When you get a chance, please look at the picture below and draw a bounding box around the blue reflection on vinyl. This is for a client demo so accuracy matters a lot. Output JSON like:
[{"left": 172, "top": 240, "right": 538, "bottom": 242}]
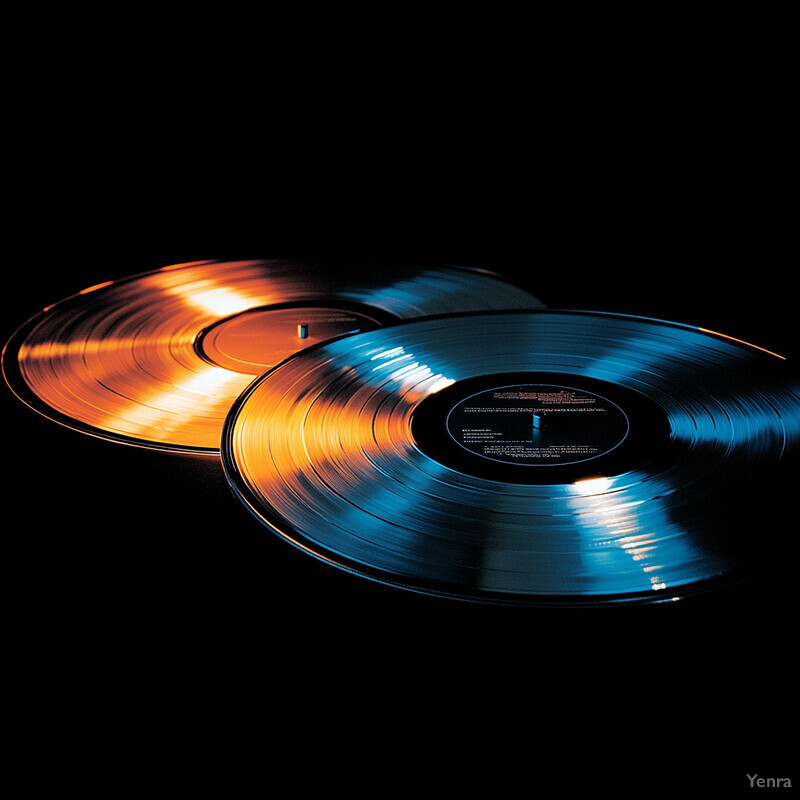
[{"left": 222, "top": 310, "right": 800, "bottom": 606}]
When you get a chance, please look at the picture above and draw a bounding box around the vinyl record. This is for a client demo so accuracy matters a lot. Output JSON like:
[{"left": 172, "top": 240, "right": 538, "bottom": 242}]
[
  {"left": 222, "top": 309, "right": 800, "bottom": 606},
  {"left": 1, "top": 259, "right": 543, "bottom": 452}
]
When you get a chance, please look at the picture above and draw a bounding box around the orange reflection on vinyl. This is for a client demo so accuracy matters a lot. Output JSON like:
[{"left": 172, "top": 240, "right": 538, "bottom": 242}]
[{"left": 3, "top": 259, "right": 543, "bottom": 452}]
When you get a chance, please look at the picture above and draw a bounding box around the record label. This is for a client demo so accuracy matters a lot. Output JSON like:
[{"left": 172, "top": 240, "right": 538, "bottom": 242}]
[
  {"left": 196, "top": 304, "right": 384, "bottom": 374},
  {"left": 412, "top": 370, "right": 669, "bottom": 484},
  {"left": 445, "top": 383, "right": 630, "bottom": 466},
  {"left": 222, "top": 310, "right": 800, "bottom": 605}
]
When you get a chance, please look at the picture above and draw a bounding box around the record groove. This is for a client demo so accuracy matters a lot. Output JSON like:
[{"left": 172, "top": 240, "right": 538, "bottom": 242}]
[
  {"left": 222, "top": 309, "right": 800, "bottom": 606},
  {"left": 2, "top": 260, "right": 542, "bottom": 452}
]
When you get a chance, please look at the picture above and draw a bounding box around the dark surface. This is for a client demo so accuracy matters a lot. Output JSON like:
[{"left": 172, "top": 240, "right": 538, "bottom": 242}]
[{"left": 3, "top": 211, "right": 795, "bottom": 791}]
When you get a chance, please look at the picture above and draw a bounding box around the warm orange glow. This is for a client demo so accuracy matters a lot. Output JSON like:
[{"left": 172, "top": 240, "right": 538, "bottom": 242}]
[
  {"left": 159, "top": 260, "right": 217, "bottom": 271},
  {"left": 8, "top": 260, "right": 542, "bottom": 451},
  {"left": 166, "top": 282, "right": 259, "bottom": 317},
  {"left": 699, "top": 328, "right": 786, "bottom": 360},
  {"left": 79, "top": 280, "right": 115, "bottom": 295},
  {"left": 19, "top": 339, "right": 123, "bottom": 361},
  {"left": 12, "top": 262, "right": 288, "bottom": 449},
  {"left": 101, "top": 365, "right": 251, "bottom": 443}
]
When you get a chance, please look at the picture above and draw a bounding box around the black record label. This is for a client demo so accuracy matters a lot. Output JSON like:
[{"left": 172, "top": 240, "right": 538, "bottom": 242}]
[
  {"left": 446, "top": 384, "right": 630, "bottom": 466},
  {"left": 412, "top": 371, "right": 671, "bottom": 484}
]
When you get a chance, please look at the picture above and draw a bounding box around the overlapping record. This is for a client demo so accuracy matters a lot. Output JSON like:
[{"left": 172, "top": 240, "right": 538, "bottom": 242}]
[
  {"left": 222, "top": 309, "right": 800, "bottom": 606},
  {"left": 1, "top": 259, "right": 543, "bottom": 452}
]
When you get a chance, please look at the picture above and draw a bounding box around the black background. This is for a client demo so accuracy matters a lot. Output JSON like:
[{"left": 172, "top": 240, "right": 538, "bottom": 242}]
[{"left": 3, "top": 127, "right": 796, "bottom": 791}]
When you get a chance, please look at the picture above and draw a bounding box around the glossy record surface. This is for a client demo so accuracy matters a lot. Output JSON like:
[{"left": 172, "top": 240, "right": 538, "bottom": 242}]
[
  {"left": 2, "top": 259, "right": 542, "bottom": 452},
  {"left": 223, "top": 310, "right": 800, "bottom": 605}
]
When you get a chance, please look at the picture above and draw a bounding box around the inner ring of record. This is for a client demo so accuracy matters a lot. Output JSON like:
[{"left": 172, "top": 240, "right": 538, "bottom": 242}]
[
  {"left": 444, "top": 382, "right": 632, "bottom": 467},
  {"left": 2, "top": 259, "right": 544, "bottom": 452},
  {"left": 222, "top": 308, "right": 800, "bottom": 606}
]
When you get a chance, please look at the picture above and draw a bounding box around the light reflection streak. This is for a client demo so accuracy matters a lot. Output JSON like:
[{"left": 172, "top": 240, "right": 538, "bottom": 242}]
[
  {"left": 6, "top": 261, "right": 542, "bottom": 451},
  {"left": 107, "top": 365, "right": 251, "bottom": 439},
  {"left": 162, "top": 280, "right": 265, "bottom": 317},
  {"left": 699, "top": 328, "right": 786, "bottom": 360},
  {"left": 224, "top": 310, "right": 800, "bottom": 604},
  {"left": 566, "top": 476, "right": 684, "bottom": 595}
]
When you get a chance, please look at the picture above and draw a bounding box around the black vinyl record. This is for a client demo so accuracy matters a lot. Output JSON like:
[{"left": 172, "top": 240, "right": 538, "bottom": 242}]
[
  {"left": 2, "top": 259, "right": 543, "bottom": 452},
  {"left": 222, "top": 309, "right": 800, "bottom": 606}
]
